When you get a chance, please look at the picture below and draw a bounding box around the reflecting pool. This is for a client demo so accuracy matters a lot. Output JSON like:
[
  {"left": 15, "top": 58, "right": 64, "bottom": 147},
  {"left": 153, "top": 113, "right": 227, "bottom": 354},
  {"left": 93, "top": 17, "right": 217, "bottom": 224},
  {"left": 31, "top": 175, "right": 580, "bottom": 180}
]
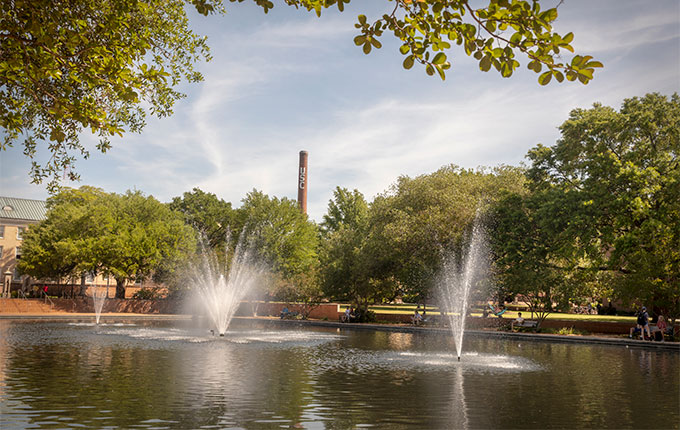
[{"left": 0, "top": 319, "right": 677, "bottom": 429}]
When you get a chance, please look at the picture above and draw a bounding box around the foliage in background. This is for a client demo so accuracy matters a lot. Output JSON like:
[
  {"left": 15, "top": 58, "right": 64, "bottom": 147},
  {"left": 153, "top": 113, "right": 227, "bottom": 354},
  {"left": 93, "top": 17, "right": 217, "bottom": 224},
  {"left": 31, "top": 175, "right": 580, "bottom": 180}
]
[
  {"left": 18, "top": 186, "right": 110, "bottom": 292},
  {"left": 169, "top": 188, "right": 240, "bottom": 249},
  {"left": 525, "top": 93, "right": 680, "bottom": 322},
  {"left": 19, "top": 186, "right": 196, "bottom": 298},
  {"left": 319, "top": 187, "right": 382, "bottom": 311},
  {"left": 238, "top": 189, "right": 320, "bottom": 299},
  {"left": 367, "top": 165, "right": 526, "bottom": 304}
]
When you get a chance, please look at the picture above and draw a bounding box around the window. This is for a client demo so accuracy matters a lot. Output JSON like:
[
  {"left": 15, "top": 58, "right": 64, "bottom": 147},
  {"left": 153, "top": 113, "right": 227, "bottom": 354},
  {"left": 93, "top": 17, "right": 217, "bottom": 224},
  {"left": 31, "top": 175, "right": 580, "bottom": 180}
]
[
  {"left": 17, "top": 227, "right": 25, "bottom": 240},
  {"left": 13, "top": 266, "right": 21, "bottom": 280},
  {"left": 0, "top": 225, "right": 4, "bottom": 238},
  {"left": 0, "top": 245, "right": 3, "bottom": 257},
  {"left": 15, "top": 247, "right": 22, "bottom": 259}
]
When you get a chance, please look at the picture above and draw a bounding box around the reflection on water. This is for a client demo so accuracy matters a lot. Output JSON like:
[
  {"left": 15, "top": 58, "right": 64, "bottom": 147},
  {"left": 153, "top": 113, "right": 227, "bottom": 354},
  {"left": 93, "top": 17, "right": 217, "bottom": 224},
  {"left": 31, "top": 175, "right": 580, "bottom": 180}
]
[{"left": 0, "top": 319, "right": 677, "bottom": 429}]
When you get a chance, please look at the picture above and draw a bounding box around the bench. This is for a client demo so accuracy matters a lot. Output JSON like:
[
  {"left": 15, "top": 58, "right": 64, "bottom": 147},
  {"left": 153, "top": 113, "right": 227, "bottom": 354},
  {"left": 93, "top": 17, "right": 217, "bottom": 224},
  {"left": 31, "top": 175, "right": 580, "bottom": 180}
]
[
  {"left": 650, "top": 325, "right": 676, "bottom": 341},
  {"left": 512, "top": 320, "right": 538, "bottom": 331}
]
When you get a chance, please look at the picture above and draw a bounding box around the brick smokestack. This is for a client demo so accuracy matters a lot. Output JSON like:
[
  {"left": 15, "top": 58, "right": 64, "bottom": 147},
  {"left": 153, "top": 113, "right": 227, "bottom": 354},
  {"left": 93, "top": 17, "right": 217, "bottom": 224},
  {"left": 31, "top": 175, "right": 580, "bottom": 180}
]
[{"left": 297, "top": 150, "right": 308, "bottom": 214}]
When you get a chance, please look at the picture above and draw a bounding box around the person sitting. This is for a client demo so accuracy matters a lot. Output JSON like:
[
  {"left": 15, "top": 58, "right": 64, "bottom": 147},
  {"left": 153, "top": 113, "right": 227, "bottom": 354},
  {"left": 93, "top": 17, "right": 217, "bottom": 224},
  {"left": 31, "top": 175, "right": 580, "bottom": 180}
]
[
  {"left": 511, "top": 312, "right": 525, "bottom": 331},
  {"left": 280, "top": 306, "right": 290, "bottom": 319},
  {"left": 341, "top": 307, "right": 351, "bottom": 323},
  {"left": 412, "top": 310, "right": 424, "bottom": 326},
  {"left": 629, "top": 325, "right": 642, "bottom": 339},
  {"left": 654, "top": 315, "right": 668, "bottom": 342}
]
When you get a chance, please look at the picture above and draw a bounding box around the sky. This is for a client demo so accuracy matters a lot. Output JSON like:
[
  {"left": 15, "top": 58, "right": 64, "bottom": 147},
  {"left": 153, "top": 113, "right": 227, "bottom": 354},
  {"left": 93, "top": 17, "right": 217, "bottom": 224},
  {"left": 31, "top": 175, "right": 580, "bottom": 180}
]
[{"left": 1, "top": 0, "right": 679, "bottom": 222}]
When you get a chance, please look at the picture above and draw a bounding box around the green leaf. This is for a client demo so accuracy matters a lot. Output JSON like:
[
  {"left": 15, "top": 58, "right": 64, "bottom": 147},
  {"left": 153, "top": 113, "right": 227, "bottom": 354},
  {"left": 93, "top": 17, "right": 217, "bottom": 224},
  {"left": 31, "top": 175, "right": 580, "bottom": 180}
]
[
  {"left": 363, "top": 42, "right": 372, "bottom": 55},
  {"left": 354, "top": 35, "right": 366, "bottom": 46},
  {"left": 436, "top": 64, "right": 446, "bottom": 80},
  {"left": 480, "top": 55, "right": 492, "bottom": 72},
  {"left": 433, "top": 52, "right": 446, "bottom": 65},
  {"left": 553, "top": 70, "right": 564, "bottom": 82},
  {"left": 538, "top": 70, "right": 552, "bottom": 85},
  {"left": 403, "top": 55, "right": 415, "bottom": 70}
]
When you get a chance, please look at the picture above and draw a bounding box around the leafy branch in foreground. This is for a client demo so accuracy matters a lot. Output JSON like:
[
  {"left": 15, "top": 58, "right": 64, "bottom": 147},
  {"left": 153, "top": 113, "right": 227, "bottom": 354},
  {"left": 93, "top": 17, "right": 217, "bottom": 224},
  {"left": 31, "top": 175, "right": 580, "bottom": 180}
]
[
  {"left": 1, "top": 0, "right": 600, "bottom": 191},
  {"left": 1, "top": 0, "right": 217, "bottom": 191},
  {"left": 291, "top": 0, "right": 602, "bottom": 82}
]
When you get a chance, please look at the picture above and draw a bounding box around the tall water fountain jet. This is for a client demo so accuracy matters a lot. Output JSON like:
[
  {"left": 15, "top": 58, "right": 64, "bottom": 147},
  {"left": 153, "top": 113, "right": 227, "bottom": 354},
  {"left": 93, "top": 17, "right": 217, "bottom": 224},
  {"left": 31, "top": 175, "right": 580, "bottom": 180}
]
[
  {"left": 190, "top": 235, "right": 266, "bottom": 336},
  {"left": 92, "top": 285, "right": 107, "bottom": 325},
  {"left": 439, "top": 212, "right": 488, "bottom": 360}
]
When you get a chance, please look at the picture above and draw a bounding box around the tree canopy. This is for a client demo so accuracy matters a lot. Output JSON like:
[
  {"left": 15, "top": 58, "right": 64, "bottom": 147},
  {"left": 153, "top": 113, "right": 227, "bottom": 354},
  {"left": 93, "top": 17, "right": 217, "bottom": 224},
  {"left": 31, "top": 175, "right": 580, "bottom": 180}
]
[
  {"left": 1, "top": 0, "right": 600, "bottom": 191},
  {"left": 18, "top": 186, "right": 196, "bottom": 298},
  {"left": 523, "top": 93, "right": 680, "bottom": 319},
  {"left": 367, "top": 165, "right": 526, "bottom": 303},
  {"left": 319, "top": 187, "right": 378, "bottom": 308},
  {"left": 169, "top": 187, "right": 239, "bottom": 249},
  {"left": 239, "top": 190, "right": 319, "bottom": 289}
]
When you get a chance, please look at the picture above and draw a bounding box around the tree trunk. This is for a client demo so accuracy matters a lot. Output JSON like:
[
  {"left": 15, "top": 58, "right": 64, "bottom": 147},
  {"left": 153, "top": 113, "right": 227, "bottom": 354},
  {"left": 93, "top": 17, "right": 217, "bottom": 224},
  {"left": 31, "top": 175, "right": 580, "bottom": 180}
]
[
  {"left": 79, "top": 274, "right": 87, "bottom": 297},
  {"left": 115, "top": 278, "right": 126, "bottom": 299}
]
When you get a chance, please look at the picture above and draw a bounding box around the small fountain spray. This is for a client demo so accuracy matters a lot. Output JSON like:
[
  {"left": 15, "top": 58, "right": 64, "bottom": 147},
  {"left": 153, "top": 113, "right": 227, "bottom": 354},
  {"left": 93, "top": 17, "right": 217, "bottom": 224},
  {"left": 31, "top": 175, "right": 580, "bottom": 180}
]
[
  {"left": 92, "top": 284, "right": 107, "bottom": 325},
  {"left": 440, "top": 211, "right": 488, "bottom": 361},
  {"left": 190, "top": 234, "right": 265, "bottom": 336}
]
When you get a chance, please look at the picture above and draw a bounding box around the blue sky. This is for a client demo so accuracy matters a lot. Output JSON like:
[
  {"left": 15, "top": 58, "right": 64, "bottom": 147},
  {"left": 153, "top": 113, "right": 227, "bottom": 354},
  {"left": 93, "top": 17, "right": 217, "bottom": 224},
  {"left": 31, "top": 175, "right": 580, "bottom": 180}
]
[{"left": 1, "top": 0, "right": 679, "bottom": 222}]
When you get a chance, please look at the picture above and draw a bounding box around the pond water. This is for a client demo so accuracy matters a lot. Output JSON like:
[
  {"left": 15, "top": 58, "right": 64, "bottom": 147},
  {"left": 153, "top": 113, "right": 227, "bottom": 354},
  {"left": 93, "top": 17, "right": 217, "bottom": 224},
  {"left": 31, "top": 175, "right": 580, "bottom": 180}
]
[{"left": 0, "top": 319, "right": 677, "bottom": 429}]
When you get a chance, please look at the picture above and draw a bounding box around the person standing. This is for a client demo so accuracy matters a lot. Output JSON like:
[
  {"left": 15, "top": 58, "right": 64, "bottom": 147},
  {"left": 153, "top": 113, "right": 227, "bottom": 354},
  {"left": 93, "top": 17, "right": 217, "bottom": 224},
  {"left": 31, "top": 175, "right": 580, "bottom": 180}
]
[{"left": 638, "top": 306, "right": 651, "bottom": 340}]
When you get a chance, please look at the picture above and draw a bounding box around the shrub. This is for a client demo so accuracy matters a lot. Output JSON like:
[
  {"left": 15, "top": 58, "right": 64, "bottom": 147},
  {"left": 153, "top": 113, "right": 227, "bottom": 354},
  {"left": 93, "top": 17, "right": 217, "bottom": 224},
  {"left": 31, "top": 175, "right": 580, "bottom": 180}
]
[
  {"left": 132, "top": 288, "right": 162, "bottom": 300},
  {"left": 353, "top": 308, "right": 376, "bottom": 323}
]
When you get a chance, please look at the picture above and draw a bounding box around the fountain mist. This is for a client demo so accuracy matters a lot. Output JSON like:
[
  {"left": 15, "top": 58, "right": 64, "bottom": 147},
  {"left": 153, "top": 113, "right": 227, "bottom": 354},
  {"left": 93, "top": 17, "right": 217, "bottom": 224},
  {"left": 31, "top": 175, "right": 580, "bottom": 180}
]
[
  {"left": 190, "top": 235, "right": 266, "bottom": 336},
  {"left": 439, "top": 213, "right": 488, "bottom": 360},
  {"left": 92, "top": 285, "right": 107, "bottom": 325}
]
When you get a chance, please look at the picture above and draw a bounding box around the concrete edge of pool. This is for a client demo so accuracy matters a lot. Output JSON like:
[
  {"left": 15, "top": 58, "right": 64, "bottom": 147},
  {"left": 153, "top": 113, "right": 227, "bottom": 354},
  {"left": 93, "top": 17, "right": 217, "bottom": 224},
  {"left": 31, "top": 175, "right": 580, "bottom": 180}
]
[
  {"left": 0, "top": 313, "right": 677, "bottom": 352},
  {"left": 253, "top": 317, "right": 680, "bottom": 352}
]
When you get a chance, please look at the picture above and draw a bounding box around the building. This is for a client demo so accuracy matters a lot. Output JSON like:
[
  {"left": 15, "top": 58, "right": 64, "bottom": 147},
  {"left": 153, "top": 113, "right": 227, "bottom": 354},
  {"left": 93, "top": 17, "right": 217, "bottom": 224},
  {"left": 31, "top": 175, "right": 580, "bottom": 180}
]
[{"left": 0, "top": 197, "right": 47, "bottom": 296}]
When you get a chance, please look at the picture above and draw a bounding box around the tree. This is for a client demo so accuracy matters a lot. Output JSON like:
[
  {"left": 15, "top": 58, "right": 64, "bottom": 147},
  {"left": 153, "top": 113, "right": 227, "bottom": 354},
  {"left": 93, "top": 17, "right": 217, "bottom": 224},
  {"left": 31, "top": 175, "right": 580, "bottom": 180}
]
[
  {"left": 490, "top": 191, "right": 593, "bottom": 326},
  {"left": 18, "top": 186, "right": 111, "bottom": 294},
  {"left": 238, "top": 190, "right": 319, "bottom": 298},
  {"left": 169, "top": 188, "right": 239, "bottom": 249},
  {"left": 367, "top": 165, "right": 526, "bottom": 304},
  {"left": 102, "top": 190, "right": 197, "bottom": 298},
  {"left": 18, "top": 186, "right": 196, "bottom": 298},
  {"left": 319, "top": 187, "right": 386, "bottom": 312},
  {"left": 320, "top": 186, "right": 369, "bottom": 236},
  {"left": 1, "top": 0, "right": 215, "bottom": 191},
  {"left": 524, "top": 93, "right": 680, "bottom": 322},
  {"left": 1, "top": 0, "right": 599, "bottom": 190}
]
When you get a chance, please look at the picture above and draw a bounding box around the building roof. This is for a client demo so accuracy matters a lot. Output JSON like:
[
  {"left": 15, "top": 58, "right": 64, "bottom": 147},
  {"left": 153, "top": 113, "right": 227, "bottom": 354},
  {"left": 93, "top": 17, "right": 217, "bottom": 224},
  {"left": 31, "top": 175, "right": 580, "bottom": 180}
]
[{"left": 0, "top": 196, "right": 47, "bottom": 222}]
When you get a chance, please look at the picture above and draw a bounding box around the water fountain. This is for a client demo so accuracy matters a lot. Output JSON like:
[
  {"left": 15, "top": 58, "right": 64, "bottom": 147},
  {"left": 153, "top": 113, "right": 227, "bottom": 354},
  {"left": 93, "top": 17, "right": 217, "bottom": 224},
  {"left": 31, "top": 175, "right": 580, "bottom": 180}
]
[
  {"left": 189, "top": 235, "right": 266, "bottom": 336},
  {"left": 439, "top": 213, "right": 488, "bottom": 360},
  {"left": 92, "top": 285, "right": 107, "bottom": 324}
]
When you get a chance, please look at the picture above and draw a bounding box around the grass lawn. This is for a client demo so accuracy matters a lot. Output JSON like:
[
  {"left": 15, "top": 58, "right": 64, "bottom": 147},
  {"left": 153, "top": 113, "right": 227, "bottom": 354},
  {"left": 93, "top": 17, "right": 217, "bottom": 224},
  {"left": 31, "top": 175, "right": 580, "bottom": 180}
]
[{"left": 339, "top": 304, "right": 636, "bottom": 324}]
